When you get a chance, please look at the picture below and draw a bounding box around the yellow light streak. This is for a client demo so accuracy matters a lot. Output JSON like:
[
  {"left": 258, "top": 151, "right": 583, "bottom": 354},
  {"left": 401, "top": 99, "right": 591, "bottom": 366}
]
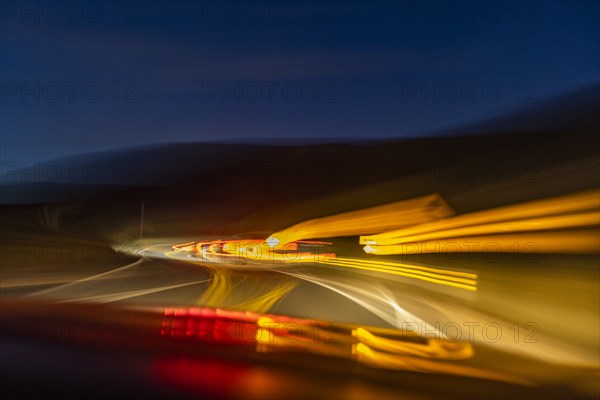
[
  {"left": 352, "top": 328, "right": 473, "bottom": 360},
  {"left": 320, "top": 258, "right": 476, "bottom": 286},
  {"left": 164, "top": 251, "right": 236, "bottom": 307},
  {"left": 255, "top": 319, "right": 527, "bottom": 384},
  {"left": 363, "top": 212, "right": 599, "bottom": 246},
  {"left": 166, "top": 244, "right": 306, "bottom": 314},
  {"left": 232, "top": 280, "right": 299, "bottom": 314},
  {"left": 333, "top": 257, "right": 477, "bottom": 279},
  {"left": 364, "top": 230, "right": 600, "bottom": 255},
  {"left": 352, "top": 343, "right": 532, "bottom": 385},
  {"left": 361, "top": 189, "right": 599, "bottom": 244},
  {"left": 195, "top": 240, "right": 334, "bottom": 263},
  {"left": 196, "top": 268, "right": 233, "bottom": 307},
  {"left": 267, "top": 193, "right": 454, "bottom": 245},
  {"left": 171, "top": 241, "right": 196, "bottom": 252},
  {"left": 318, "top": 258, "right": 477, "bottom": 291}
]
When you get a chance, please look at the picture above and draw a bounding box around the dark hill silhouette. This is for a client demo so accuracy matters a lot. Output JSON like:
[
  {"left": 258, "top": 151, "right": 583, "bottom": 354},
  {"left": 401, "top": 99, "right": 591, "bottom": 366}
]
[{"left": 1, "top": 85, "right": 598, "bottom": 239}]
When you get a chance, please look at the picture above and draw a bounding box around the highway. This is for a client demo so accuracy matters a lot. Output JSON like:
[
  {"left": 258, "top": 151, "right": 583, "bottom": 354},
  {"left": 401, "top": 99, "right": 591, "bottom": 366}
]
[{"left": 2, "top": 229, "right": 598, "bottom": 398}]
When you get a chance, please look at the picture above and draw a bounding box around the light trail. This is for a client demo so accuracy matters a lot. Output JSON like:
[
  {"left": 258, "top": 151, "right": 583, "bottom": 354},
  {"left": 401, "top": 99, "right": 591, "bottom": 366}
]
[
  {"left": 352, "top": 327, "right": 473, "bottom": 360},
  {"left": 362, "top": 212, "right": 599, "bottom": 245},
  {"left": 266, "top": 193, "right": 454, "bottom": 246},
  {"left": 173, "top": 239, "right": 335, "bottom": 263},
  {"left": 162, "top": 250, "right": 237, "bottom": 308},
  {"left": 361, "top": 189, "right": 600, "bottom": 251},
  {"left": 59, "top": 279, "right": 211, "bottom": 303},
  {"left": 352, "top": 343, "right": 532, "bottom": 386},
  {"left": 26, "top": 258, "right": 144, "bottom": 297},
  {"left": 361, "top": 189, "right": 599, "bottom": 243},
  {"left": 160, "top": 236, "right": 596, "bottom": 371},
  {"left": 255, "top": 327, "right": 529, "bottom": 385},
  {"left": 256, "top": 323, "right": 527, "bottom": 384},
  {"left": 364, "top": 229, "right": 600, "bottom": 255},
  {"left": 333, "top": 257, "right": 476, "bottom": 279},
  {"left": 165, "top": 250, "right": 299, "bottom": 314},
  {"left": 267, "top": 267, "right": 440, "bottom": 333},
  {"left": 196, "top": 268, "right": 233, "bottom": 308},
  {"left": 318, "top": 257, "right": 477, "bottom": 292},
  {"left": 192, "top": 267, "right": 298, "bottom": 313},
  {"left": 164, "top": 307, "right": 527, "bottom": 385},
  {"left": 232, "top": 280, "right": 299, "bottom": 314}
]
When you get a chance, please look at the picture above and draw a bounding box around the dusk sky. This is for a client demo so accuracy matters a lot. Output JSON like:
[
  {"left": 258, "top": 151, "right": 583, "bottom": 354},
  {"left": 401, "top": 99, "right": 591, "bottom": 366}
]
[{"left": 1, "top": 0, "right": 599, "bottom": 163}]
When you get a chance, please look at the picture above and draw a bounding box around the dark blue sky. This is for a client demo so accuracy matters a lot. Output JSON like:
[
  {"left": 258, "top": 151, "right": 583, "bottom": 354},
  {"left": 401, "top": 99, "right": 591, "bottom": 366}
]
[{"left": 1, "top": 0, "right": 599, "bottom": 163}]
